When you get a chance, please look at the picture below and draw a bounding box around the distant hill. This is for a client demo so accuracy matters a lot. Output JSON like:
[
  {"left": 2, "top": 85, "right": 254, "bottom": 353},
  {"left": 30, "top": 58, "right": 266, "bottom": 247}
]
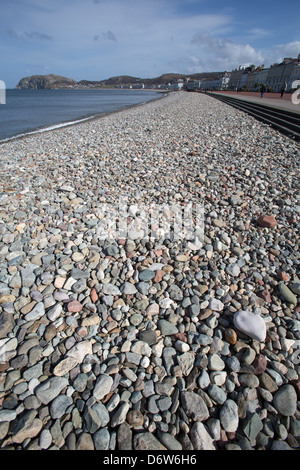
[
  {"left": 16, "top": 74, "right": 77, "bottom": 89},
  {"left": 16, "top": 72, "right": 225, "bottom": 89},
  {"left": 146, "top": 72, "right": 224, "bottom": 86},
  {"left": 82, "top": 72, "right": 224, "bottom": 87}
]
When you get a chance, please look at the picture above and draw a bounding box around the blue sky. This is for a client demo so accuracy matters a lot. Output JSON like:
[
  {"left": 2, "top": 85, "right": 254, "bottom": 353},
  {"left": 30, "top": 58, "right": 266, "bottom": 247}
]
[{"left": 1, "top": 0, "right": 299, "bottom": 87}]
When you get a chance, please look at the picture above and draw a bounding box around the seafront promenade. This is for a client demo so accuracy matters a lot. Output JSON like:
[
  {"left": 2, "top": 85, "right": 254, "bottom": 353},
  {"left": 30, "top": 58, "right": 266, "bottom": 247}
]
[
  {"left": 211, "top": 90, "right": 300, "bottom": 114},
  {"left": 0, "top": 91, "right": 299, "bottom": 450}
]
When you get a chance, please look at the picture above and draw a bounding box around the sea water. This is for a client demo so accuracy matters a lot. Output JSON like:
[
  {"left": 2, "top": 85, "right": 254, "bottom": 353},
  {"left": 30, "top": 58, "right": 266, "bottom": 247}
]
[{"left": 0, "top": 88, "right": 162, "bottom": 142}]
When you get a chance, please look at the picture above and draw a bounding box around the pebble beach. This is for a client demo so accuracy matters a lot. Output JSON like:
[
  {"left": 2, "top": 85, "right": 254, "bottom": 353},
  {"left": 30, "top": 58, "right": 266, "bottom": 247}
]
[{"left": 0, "top": 90, "right": 299, "bottom": 450}]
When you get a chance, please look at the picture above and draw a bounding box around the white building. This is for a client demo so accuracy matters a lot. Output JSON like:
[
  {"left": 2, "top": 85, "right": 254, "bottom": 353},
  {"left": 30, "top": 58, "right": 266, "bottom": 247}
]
[
  {"left": 257, "top": 68, "right": 270, "bottom": 87},
  {"left": 171, "top": 79, "right": 184, "bottom": 90},
  {"left": 266, "top": 56, "right": 300, "bottom": 92},
  {"left": 185, "top": 80, "right": 201, "bottom": 91},
  {"left": 132, "top": 83, "right": 145, "bottom": 89},
  {"left": 228, "top": 66, "right": 254, "bottom": 90},
  {"left": 246, "top": 67, "right": 269, "bottom": 91},
  {"left": 200, "top": 73, "right": 231, "bottom": 90}
]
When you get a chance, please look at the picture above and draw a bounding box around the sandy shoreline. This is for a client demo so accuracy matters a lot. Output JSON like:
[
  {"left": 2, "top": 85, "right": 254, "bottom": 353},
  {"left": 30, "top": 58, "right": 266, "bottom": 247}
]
[{"left": 0, "top": 91, "right": 299, "bottom": 450}]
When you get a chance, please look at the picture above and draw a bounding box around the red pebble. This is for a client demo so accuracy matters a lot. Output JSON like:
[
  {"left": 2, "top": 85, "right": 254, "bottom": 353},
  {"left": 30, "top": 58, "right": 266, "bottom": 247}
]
[
  {"left": 277, "top": 270, "right": 290, "bottom": 282},
  {"left": 67, "top": 300, "right": 83, "bottom": 313},
  {"left": 252, "top": 354, "right": 267, "bottom": 374},
  {"left": 175, "top": 332, "right": 188, "bottom": 343},
  {"left": 90, "top": 288, "right": 98, "bottom": 303},
  {"left": 257, "top": 215, "right": 277, "bottom": 228},
  {"left": 257, "top": 289, "right": 272, "bottom": 303},
  {"left": 154, "top": 270, "right": 165, "bottom": 283}
]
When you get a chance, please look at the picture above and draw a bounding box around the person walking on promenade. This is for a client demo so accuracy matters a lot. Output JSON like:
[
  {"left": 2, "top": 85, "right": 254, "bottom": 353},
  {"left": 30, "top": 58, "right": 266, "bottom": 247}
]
[
  {"left": 280, "top": 81, "right": 287, "bottom": 98},
  {"left": 260, "top": 84, "right": 266, "bottom": 98}
]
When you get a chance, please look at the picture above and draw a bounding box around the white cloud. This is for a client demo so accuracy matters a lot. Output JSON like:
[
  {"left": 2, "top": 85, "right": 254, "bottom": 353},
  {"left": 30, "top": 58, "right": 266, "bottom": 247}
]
[
  {"left": 250, "top": 41, "right": 300, "bottom": 69},
  {"left": 185, "top": 33, "right": 264, "bottom": 72},
  {"left": 247, "top": 28, "right": 272, "bottom": 39},
  {"left": 275, "top": 41, "right": 300, "bottom": 59}
]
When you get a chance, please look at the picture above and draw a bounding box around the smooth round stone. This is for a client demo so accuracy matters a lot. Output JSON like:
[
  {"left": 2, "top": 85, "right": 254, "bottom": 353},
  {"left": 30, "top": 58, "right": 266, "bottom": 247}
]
[
  {"left": 175, "top": 340, "right": 190, "bottom": 353},
  {"left": 273, "top": 385, "right": 297, "bottom": 416},
  {"left": 2, "top": 394, "right": 18, "bottom": 410},
  {"left": 233, "top": 310, "right": 266, "bottom": 342},
  {"left": 130, "top": 313, "right": 143, "bottom": 326},
  {"left": 211, "top": 371, "right": 227, "bottom": 386},
  {"left": 226, "top": 264, "right": 240, "bottom": 277},
  {"left": 0, "top": 409, "right": 17, "bottom": 422},
  {"left": 225, "top": 356, "right": 241, "bottom": 372},
  {"left": 126, "top": 409, "right": 144, "bottom": 428},
  {"left": 243, "top": 347, "right": 256, "bottom": 365},
  {"left": 105, "top": 245, "right": 119, "bottom": 256},
  {"left": 209, "top": 298, "right": 224, "bottom": 312},
  {"left": 224, "top": 328, "right": 237, "bottom": 345},
  {"left": 271, "top": 441, "right": 293, "bottom": 450},
  {"left": 175, "top": 254, "right": 189, "bottom": 262},
  {"left": 72, "top": 252, "right": 85, "bottom": 262},
  {"left": 157, "top": 432, "right": 182, "bottom": 450},
  {"left": 243, "top": 413, "right": 263, "bottom": 441},
  {"left": 50, "top": 395, "right": 73, "bottom": 419},
  {"left": 125, "top": 240, "right": 136, "bottom": 252},
  {"left": 278, "top": 282, "right": 297, "bottom": 305},
  {"left": 146, "top": 303, "right": 159, "bottom": 316},
  {"left": 290, "top": 281, "right": 300, "bottom": 296},
  {"left": 139, "top": 269, "right": 155, "bottom": 281},
  {"left": 93, "top": 428, "right": 110, "bottom": 450},
  {"left": 208, "top": 384, "right": 227, "bottom": 404},
  {"left": 133, "top": 432, "right": 167, "bottom": 451},
  {"left": 39, "top": 429, "right": 52, "bottom": 449},
  {"left": 0, "top": 312, "right": 15, "bottom": 339},
  {"left": 220, "top": 399, "right": 239, "bottom": 432},
  {"left": 120, "top": 282, "right": 138, "bottom": 295},
  {"left": 30, "top": 290, "right": 43, "bottom": 302},
  {"left": 131, "top": 341, "right": 152, "bottom": 357},
  {"left": 73, "top": 373, "right": 88, "bottom": 392},
  {"left": 139, "top": 330, "right": 157, "bottom": 346},
  {"left": 0, "top": 294, "right": 16, "bottom": 304},
  {"left": 134, "top": 299, "right": 149, "bottom": 311},
  {"left": 35, "top": 377, "right": 69, "bottom": 405},
  {"left": 208, "top": 354, "right": 225, "bottom": 371},
  {"left": 190, "top": 422, "right": 215, "bottom": 450},
  {"left": 198, "top": 370, "right": 210, "bottom": 389},
  {"left": 102, "top": 283, "right": 121, "bottom": 296},
  {"left": 53, "top": 357, "right": 78, "bottom": 377},
  {"left": 180, "top": 391, "right": 209, "bottom": 422},
  {"left": 239, "top": 373, "right": 259, "bottom": 388},
  {"left": 93, "top": 374, "right": 114, "bottom": 401},
  {"left": 76, "top": 433, "right": 95, "bottom": 450},
  {"left": 157, "top": 319, "right": 178, "bottom": 336},
  {"left": 25, "top": 302, "right": 45, "bottom": 321}
]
